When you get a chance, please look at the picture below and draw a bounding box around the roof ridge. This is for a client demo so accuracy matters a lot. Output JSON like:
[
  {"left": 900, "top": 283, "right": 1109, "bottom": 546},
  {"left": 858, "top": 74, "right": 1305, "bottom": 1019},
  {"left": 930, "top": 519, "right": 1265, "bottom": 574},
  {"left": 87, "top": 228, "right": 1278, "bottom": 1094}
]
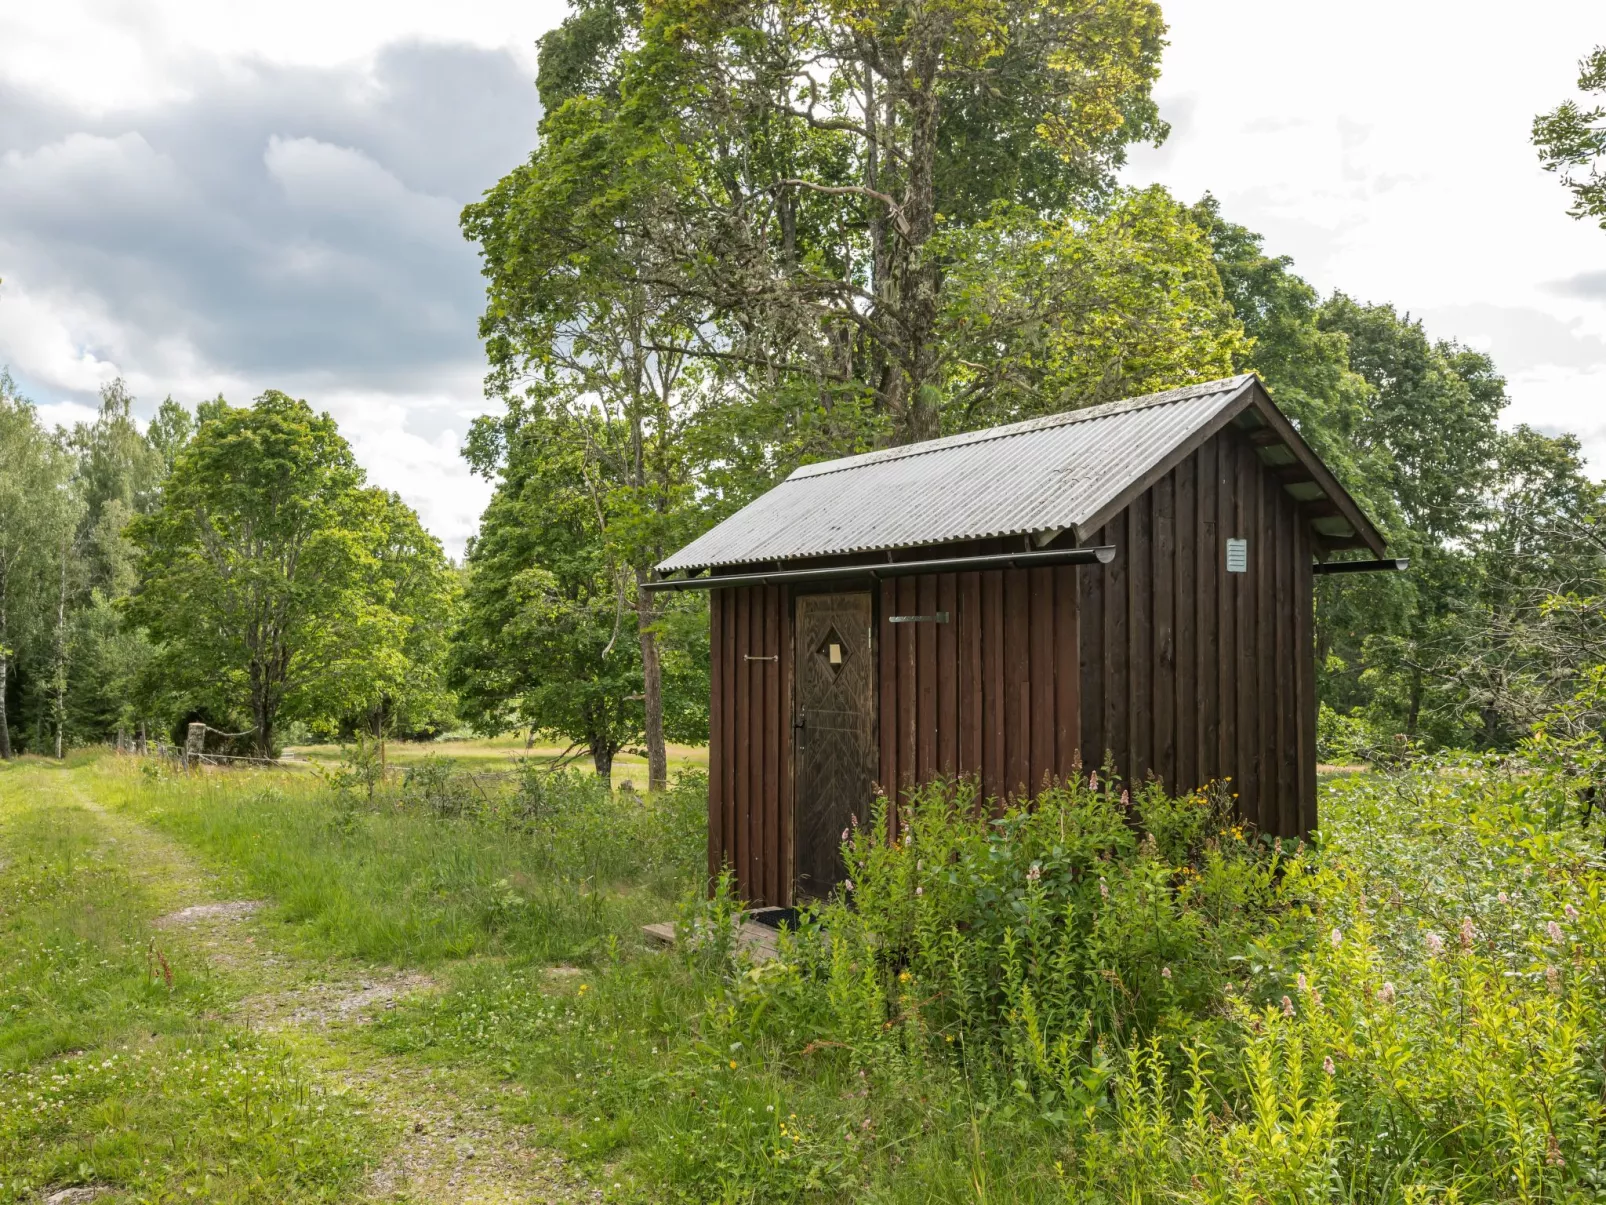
[{"left": 790, "top": 374, "right": 1255, "bottom": 481}]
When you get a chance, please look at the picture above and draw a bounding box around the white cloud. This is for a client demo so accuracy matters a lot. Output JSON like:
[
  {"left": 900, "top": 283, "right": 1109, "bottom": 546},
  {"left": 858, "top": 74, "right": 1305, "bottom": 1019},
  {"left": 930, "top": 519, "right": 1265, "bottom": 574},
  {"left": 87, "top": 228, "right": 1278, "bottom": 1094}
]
[{"left": 1125, "top": 0, "right": 1606, "bottom": 465}]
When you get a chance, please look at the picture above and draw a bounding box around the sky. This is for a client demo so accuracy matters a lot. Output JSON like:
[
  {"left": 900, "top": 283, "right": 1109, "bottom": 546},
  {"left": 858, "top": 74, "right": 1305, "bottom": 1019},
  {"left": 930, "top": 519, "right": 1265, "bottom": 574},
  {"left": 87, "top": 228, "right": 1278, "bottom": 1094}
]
[{"left": 2, "top": 0, "right": 1603, "bottom": 556}]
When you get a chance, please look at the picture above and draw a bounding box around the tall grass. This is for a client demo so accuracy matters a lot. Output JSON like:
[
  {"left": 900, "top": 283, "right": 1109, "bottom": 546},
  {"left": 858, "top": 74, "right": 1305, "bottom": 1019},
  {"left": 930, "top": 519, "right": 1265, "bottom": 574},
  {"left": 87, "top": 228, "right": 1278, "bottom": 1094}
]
[
  {"left": 373, "top": 761, "right": 1606, "bottom": 1203},
  {"left": 59, "top": 749, "right": 1606, "bottom": 1202},
  {"left": 96, "top": 757, "right": 706, "bottom": 965}
]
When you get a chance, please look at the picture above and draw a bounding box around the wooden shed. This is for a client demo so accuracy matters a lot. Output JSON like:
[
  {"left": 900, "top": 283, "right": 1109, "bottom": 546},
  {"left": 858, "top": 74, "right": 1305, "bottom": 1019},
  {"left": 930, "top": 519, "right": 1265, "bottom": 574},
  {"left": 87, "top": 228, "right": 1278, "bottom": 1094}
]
[{"left": 647, "top": 375, "right": 1397, "bottom": 906}]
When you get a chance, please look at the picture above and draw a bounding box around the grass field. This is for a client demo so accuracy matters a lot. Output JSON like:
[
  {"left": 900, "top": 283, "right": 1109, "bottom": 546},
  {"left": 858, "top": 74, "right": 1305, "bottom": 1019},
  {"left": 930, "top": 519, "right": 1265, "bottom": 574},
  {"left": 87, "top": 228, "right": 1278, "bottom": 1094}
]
[
  {"left": 282, "top": 735, "right": 708, "bottom": 789},
  {"left": 4, "top": 750, "right": 1604, "bottom": 1204}
]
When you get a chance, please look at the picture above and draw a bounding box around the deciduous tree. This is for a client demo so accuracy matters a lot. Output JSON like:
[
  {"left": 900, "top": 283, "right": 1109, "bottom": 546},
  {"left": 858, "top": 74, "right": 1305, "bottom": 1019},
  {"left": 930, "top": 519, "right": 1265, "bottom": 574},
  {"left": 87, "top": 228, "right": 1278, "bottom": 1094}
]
[{"left": 127, "top": 392, "right": 450, "bottom": 758}]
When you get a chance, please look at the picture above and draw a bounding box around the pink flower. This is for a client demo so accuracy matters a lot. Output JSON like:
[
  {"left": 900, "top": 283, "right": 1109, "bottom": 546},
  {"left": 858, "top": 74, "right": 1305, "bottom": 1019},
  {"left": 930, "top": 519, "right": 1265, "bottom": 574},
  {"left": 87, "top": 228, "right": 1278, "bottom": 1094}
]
[
  {"left": 1330, "top": 928, "right": 1343, "bottom": 949},
  {"left": 1026, "top": 864, "right": 1042, "bottom": 883},
  {"left": 1376, "top": 982, "right": 1395, "bottom": 1004},
  {"left": 1098, "top": 877, "right": 1109, "bottom": 900},
  {"left": 1281, "top": 995, "right": 1295, "bottom": 1017},
  {"left": 850, "top": 814, "right": 858, "bottom": 829},
  {"left": 1322, "top": 1056, "right": 1336, "bottom": 1076},
  {"left": 1297, "top": 973, "right": 1308, "bottom": 992},
  {"left": 1424, "top": 932, "right": 1444, "bottom": 957},
  {"left": 1119, "top": 789, "right": 1130, "bottom": 808},
  {"left": 1546, "top": 965, "right": 1561, "bottom": 992},
  {"left": 1564, "top": 903, "right": 1579, "bottom": 920},
  {"left": 841, "top": 828, "right": 850, "bottom": 843},
  {"left": 1459, "top": 917, "right": 1475, "bottom": 950},
  {"left": 1548, "top": 920, "right": 1565, "bottom": 945},
  {"left": 1273, "top": 837, "right": 1283, "bottom": 855},
  {"left": 1089, "top": 771, "right": 1099, "bottom": 789},
  {"left": 1310, "top": 988, "right": 1323, "bottom": 1008},
  {"left": 1160, "top": 966, "right": 1171, "bottom": 980},
  {"left": 844, "top": 879, "right": 854, "bottom": 892},
  {"left": 1497, "top": 891, "right": 1509, "bottom": 905}
]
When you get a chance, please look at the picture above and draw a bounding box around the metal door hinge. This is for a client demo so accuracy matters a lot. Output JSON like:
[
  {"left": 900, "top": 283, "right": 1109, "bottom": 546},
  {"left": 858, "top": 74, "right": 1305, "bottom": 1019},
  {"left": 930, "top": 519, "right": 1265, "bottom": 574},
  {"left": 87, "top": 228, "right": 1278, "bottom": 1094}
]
[
  {"left": 888, "top": 611, "right": 950, "bottom": 624},
  {"left": 744, "top": 654, "right": 778, "bottom": 662}
]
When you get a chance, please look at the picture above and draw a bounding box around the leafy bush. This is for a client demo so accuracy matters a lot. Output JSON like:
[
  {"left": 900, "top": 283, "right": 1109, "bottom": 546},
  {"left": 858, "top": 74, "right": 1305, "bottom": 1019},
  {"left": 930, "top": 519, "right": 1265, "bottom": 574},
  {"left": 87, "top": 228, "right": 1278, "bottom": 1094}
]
[{"left": 813, "top": 776, "right": 1289, "bottom": 1090}]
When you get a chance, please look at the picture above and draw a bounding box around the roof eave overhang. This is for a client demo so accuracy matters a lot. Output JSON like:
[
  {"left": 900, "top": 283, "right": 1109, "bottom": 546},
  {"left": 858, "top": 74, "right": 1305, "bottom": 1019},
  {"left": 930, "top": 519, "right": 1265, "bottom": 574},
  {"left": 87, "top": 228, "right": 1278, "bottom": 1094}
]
[{"left": 1071, "top": 376, "right": 1388, "bottom": 560}]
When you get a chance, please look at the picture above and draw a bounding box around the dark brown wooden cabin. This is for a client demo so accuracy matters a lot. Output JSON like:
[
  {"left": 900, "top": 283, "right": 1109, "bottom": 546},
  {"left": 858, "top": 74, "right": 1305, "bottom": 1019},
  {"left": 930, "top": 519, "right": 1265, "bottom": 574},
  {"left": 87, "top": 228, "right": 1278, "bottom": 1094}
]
[{"left": 648, "top": 375, "right": 1396, "bottom": 907}]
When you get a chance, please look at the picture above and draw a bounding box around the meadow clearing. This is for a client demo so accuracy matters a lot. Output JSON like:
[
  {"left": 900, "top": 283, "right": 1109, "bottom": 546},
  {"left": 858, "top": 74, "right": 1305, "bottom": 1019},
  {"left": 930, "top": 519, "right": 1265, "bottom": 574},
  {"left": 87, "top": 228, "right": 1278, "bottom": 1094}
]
[{"left": 2, "top": 749, "right": 1603, "bottom": 1204}]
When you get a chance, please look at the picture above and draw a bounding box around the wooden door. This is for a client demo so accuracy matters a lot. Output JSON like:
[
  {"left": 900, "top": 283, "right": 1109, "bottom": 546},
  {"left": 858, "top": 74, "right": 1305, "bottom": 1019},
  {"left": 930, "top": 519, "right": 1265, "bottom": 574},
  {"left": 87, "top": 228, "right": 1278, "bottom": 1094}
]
[{"left": 793, "top": 592, "right": 876, "bottom": 899}]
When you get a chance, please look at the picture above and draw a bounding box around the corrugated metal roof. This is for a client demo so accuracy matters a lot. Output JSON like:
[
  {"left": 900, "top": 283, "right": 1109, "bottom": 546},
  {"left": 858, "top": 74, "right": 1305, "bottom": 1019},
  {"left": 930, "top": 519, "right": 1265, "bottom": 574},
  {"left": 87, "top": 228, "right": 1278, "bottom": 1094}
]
[{"left": 660, "top": 375, "right": 1258, "bottom": 572}]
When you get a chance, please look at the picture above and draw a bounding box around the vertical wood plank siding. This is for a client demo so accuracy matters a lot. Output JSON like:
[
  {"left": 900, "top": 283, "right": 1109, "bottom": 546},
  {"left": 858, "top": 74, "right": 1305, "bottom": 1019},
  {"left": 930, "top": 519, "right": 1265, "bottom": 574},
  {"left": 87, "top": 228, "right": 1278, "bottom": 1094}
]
[
  {"left": 1076, "top": 426, "right": 1313, "bottom": 834},
  {"left": 705, "top": 424, "right": 1321, "bottom": 905},
  {"left": 878, "top": 563, "right": 1083, "bottom": 805},
  {"left": 707, "top": 583, "right": 792, "bottom": 906}
]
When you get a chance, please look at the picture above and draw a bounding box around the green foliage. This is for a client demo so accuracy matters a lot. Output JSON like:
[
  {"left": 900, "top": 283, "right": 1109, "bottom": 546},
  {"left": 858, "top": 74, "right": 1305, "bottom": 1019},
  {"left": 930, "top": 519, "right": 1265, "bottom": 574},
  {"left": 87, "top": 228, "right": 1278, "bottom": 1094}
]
[
  {"left": 940, "top": 189, "right": 1249, "bottom": 426},
  {"left": 345, "top": 756, "right": 1603, "bottom": 1203},
  {"left": 1534, "top": 46, "right": 1606, "bottom": 228},
  {"left": 454, "top": 398, "right": 707, "bottom": 772},
  {"left": 126, "top": 392, "right": 456, "bottom": 756}
]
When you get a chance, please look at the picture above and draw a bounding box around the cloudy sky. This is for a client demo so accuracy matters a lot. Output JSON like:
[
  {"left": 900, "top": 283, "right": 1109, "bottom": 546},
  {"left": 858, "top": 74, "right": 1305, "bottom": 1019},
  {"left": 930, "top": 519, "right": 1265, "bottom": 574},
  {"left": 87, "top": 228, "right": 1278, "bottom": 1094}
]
[{"left": 2, "top": 0, "right": 1603, "bottom": 555}]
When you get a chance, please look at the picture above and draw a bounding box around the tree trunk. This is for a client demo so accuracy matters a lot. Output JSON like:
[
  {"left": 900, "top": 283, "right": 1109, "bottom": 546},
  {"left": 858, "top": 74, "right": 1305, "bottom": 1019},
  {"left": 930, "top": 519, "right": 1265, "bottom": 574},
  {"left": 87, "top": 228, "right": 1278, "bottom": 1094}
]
[
  {"left": 0, "top": 592, "right": 10, "bottom": 759},
  {"left": 592, "top": 742, "right": 614, "bottom": 781},
  {"left": 253, "top": 685, "right": 275, "bottom": 762},
  {"left": 53, "top": 542, "right": 69, "bottom": 760},
  {"left": 635, "top": 568, "right": 668, "bottom": 793},
  {"left": 0, "top": 650, "right": 10, "bottom": 761}
]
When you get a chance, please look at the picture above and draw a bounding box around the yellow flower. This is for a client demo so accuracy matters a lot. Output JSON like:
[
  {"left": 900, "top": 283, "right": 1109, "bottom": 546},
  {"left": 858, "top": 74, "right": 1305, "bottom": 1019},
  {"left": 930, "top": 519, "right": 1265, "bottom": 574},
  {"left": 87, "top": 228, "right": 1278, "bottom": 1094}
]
[
  {"left": 897, "top": 970, "right": 912, "bottom": 984},
  {"left": 729, "top": 1059, "right": 738, "bottom": 1069}
]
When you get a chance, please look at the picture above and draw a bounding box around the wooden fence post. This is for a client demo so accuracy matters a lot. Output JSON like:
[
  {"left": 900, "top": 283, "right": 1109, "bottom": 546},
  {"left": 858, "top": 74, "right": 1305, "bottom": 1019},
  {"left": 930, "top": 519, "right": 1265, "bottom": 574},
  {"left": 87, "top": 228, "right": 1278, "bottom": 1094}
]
[{"left": 185, "top": 722, "right": 206, "bottom": 770}]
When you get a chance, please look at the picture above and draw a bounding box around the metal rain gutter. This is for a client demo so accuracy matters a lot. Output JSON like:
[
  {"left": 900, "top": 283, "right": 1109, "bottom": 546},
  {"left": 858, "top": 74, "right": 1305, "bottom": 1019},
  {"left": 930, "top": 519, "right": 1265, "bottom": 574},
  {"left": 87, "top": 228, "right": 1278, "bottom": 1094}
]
[
  {"left": 1312, "top": 558, "right": 1410, "bottom": 576},
  {"left": 643, "top": 545, "right": 1119, "bottom": 593}
]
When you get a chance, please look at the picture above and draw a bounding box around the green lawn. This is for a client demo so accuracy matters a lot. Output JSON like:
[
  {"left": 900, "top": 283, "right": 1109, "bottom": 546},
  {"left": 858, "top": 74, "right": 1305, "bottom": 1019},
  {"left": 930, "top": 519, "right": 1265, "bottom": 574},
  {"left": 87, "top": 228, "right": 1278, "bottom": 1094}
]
[
  {"left": 0, "top": 756, "right": 372, "bottom": 1204},
  {"left": 6, "top": 750, "right": 1603, "bottom": 1204}
]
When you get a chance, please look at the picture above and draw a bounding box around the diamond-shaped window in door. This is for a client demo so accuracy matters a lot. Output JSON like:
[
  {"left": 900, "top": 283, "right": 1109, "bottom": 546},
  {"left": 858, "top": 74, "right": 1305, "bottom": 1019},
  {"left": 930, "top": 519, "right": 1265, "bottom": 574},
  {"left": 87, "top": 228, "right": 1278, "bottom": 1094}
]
[{"left": 814, "top": 626, "right": 851, "bottom": 678}]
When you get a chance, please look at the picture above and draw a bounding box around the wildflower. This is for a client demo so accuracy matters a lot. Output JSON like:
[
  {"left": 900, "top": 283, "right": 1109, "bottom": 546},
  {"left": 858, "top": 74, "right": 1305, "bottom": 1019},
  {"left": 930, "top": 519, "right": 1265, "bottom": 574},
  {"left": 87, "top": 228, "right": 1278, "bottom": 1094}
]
[
  {"left": 1330, "top": 928, "right": 1343, "bottom": 949},
  {"left": 1026, "top": 864, "right": 1042, "bottom": 883},
  {"left": 914, "top": 886, "right": 923, "bottom": 897},
  {"left": 1564, "top": 902, "right": 1579, "bottom": 920},
  {"left": 1376, "top": 982, "right": 1395, "bottom": 1005},
  {"left": 1120, "top": 789, "right": 1130, "bottom": 808},
  {"left": 1547, "top": 920, "right": 1565, "bottom": 945},
  {"left": 1497, "top": 891, "right": 1509, "bottom": 905},
  {"left": 844, "top": 879, "right": 854, "bottom": 893},
  {"left": 1297, "top": 972, "right": 1308, "bottom": 992},
  {"left": 729, "top": 1060, "right": 738, "bottom": 1069},
  {"left": 1311, "top": 988, "right": 1323, "bottom": 1007},
  {"left": 841, "top": 828, "right": 849, "bottom": 842},
  {"left": 1459, "top": 917, "right": 1475, "bottom": 949},
  {"left": 1322, "top": 1056, "right": 1335, "bottom": 1076},
  {"left": 1424, "top": 932, "right": 1444, "bottom": 957},
  {"left": 1089, "top": 771, "right": 1098, "bottom": 789},
  {"left": 1098, "top": 877, "right": 1109, "bottom": 900},
  {"left": 1273, "top": 837, "right": 1282, "bottom": 855},
  {"left": 578, "top": 984, "right": 589, "bottom": 994},
  {"left": 1547, "top": 1134, "right": 1565, "bottom": 1168},
  {"left": 850, "top": 814, "right": 858, "bottom": 829},
  {"left": 898, "top": 970, "right": 912, "bottom": 984},
  {"left": 1161, "top": 966, "right": 1171, "bottom": 980},
  {"left": 1281, "top": 995, "right": 1295, "bottom": 1017},
  {"left": 1546, "top": 965, "right": 1561, "bottom": 993}
]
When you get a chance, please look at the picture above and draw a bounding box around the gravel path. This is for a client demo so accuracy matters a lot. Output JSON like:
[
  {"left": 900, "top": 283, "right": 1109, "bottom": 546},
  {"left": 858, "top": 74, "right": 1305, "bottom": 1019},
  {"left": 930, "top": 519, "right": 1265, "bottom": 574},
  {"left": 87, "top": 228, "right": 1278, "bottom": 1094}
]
[{"left": 67, "top": 781, "right": 598, "bottom": 1204}]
